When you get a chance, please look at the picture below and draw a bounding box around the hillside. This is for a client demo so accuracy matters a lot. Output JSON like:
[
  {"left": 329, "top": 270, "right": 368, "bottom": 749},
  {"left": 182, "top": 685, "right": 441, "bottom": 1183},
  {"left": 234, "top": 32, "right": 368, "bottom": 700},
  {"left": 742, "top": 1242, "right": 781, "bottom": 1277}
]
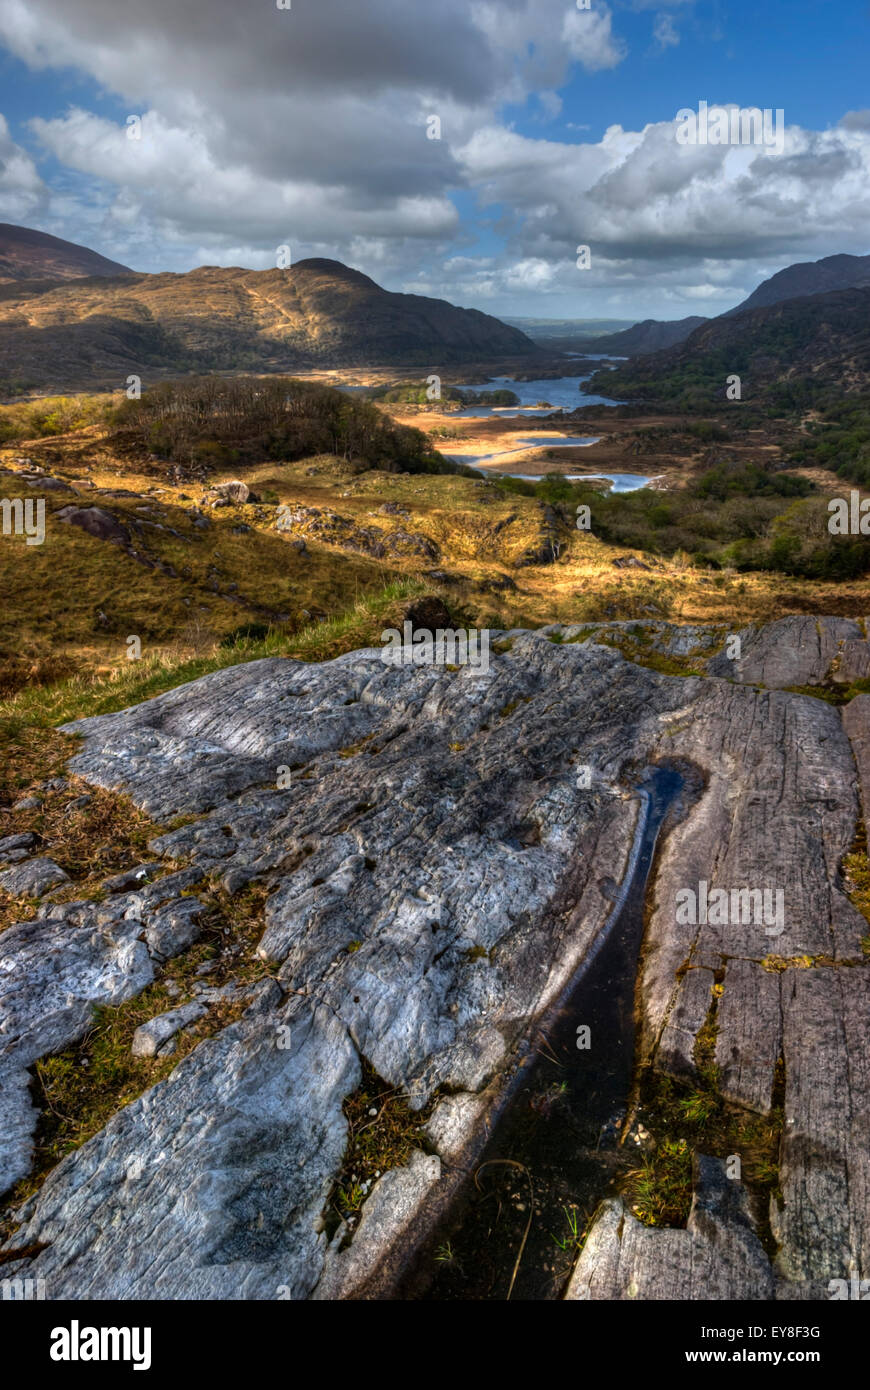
[
  {"left": 0, "top": 255, "right": 538, "bottom": 394},
  {"left": 725, "top": 251, "right": 870, "bottom": 317},
  {"left": 574, "top": 315, "right": 709, "bottom": 356},
  {"left": 552, "top": 251, "right": 870, "bottom": 363},
  {"left": 0, "top": 222, "right": 133, "bottom": 285},
  {"left": 587, "top": 285, "right": 870, "bottom": 408}
]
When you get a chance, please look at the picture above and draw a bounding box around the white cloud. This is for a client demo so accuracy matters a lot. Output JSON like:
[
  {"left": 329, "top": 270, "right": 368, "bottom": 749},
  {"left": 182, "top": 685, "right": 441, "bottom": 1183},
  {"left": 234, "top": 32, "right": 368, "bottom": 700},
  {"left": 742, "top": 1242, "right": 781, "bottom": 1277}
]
[
  {"left": 0, "top": 0, "right": 868, "bottom": 316},
  {"left": 653, "top": 14, "right": 680, "bottom": 49},
  {"left": 0, "top": 114, "right": 46, "bottom": 221}
]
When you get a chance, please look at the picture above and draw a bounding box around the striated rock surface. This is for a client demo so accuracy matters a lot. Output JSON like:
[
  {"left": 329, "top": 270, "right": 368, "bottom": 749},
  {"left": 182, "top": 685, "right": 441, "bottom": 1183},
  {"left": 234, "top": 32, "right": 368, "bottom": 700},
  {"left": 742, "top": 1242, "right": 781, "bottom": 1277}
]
[
  {"left": 566, "top": 1155, "right": 775, "bottom": 1301},
  {"left": 1, "top": 616, "right": 868, "bottom": 1300}
]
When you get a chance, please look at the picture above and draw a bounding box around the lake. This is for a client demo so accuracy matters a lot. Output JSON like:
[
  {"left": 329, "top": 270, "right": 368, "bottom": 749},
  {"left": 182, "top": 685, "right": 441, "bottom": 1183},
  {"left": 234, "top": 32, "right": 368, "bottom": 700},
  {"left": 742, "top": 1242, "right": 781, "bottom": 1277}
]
[
  {"left": 450, "top": 364, "right": 621, "bottom": 416},
  {"left": 451, "top": 433, "right": 659, "bottom": 491}
]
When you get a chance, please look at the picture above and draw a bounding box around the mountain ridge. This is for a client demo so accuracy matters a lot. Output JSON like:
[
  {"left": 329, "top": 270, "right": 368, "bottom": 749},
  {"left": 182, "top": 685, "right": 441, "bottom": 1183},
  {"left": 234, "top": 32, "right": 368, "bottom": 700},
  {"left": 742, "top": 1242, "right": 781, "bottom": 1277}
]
[
  {"left": 587, "top": 284, "right": 870, "bottom": 405},
  {"left": 0, "top": 254, "right": 538, "bottom": 392},
  {"left": 0, "top": 222, "right": 133, "bottom": 284},
  {"left": 725, "top": 251, "right": 870, "bottom": 318}
]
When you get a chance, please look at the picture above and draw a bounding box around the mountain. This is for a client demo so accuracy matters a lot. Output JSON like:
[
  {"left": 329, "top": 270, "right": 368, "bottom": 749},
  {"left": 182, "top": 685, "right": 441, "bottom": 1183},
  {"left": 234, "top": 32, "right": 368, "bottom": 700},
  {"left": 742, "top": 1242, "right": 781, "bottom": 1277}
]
[
  {"left": 562, "top": 252, "right": 870, "bottom": 363},
  {"left": 504, "top": 316, "right": 635, "bottom": 339},
  {"left": 0, "top": 253, "right": 538, "bottom": 392},
  {"left": 0, "top": 222, "right": 133, "bottom": 284},
  {"left": 574, "top": 315, "right": 709, "bottom": 355},
  {"left": 588, "top": 285, "right": 870, "bottom": 406},
  {"left": 725, "top": 252, "right": 870, "bottom": 318}
]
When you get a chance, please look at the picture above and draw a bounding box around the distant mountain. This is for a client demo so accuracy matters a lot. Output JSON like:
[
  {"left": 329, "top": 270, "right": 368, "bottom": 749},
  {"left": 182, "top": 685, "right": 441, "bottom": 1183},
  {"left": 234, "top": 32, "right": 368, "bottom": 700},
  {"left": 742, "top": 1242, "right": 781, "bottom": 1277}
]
[
  {"left": 549, "top": 251, "right": 870, "bottom": 363},
  {"left": 505, "top": 316, "right": 635, "bottom": 340},
  {"left": 0, "top": 223, "right": 133, "bottom": 284},
  {"left": 725, "top": 252, "right": 870, "bottom": 318},
  {"left": 0, "top": 253, "right": 538, "bottom": 391},
  {"left": 575, "top": 315, "right": 709, "bottom": 355},
  {"left": 588, "top": 285, "right": 870, "bottom": 407}
]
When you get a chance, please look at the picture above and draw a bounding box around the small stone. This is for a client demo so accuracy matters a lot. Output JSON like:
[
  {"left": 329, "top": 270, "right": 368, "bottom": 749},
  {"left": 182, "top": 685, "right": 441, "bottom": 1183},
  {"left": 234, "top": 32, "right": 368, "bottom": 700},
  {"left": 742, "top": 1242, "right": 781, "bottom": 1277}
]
[
  {"left": 0, "top": 832, "right": 40, "bottom": 858},
  {"left": 131, "top": 1002, "right": 206, "bottom": 1058},
  {"left": 143, "top": 897, "right": 205, "bottom": 962},
  {"left": 101, "top": 863, "right": 159, "bottom": 894},
  {"left": 0, "top": 857, "right": 69, "bottom": 897}
]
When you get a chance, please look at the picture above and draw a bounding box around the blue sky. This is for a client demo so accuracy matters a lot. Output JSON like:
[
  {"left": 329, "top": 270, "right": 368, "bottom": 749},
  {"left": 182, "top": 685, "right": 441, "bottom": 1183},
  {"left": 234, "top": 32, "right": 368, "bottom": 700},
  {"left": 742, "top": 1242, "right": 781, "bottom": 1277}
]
[{"left": 0, "top": 0, "right": 868, "bottom": 319}]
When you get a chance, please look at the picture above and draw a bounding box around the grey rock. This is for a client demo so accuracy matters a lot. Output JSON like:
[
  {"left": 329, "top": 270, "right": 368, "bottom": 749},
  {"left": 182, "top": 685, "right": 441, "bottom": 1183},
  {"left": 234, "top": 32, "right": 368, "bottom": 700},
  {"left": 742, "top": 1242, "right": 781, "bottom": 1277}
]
[
  {"left": 708, "top": 615, "right": 862, "bottom": 688},
  {"left": 715, "top": 958, "right": 782, "bottom": 1114},
  {"left": 0, "top": 857, "right": 69, "bottom": 898},
  {"left": 2, "top": 615, "right": 869, "bottom": 1301},
  {"left": 55, "top": 506, "right": 130, "bottom": 545},
  {"left": 4, "top": 999, "right": 359, "bottom": 1299},
  {"left": 206, "top": 480, "right": 249, "bottom": 505},
  {"left": 100, "top": 863, "right": 159, "bottom": 894},
  {"left": 131, "top": 1002, "right": 207, "bottom": 1058},
  {"left": 566, "top": 1156, "right": 774, "bottom": 1300},
  {"left": 313, "top": 1151, "right": 441, "bottom": 1300},
  {"left": 143, "top": 897, "right": 206, "bottom": 962},
  {"left": 0, "top": 833, "right": 40, "bottom": 857},
  {"left": 0, "top": 913, "right": 154, "bottom": 1194}
]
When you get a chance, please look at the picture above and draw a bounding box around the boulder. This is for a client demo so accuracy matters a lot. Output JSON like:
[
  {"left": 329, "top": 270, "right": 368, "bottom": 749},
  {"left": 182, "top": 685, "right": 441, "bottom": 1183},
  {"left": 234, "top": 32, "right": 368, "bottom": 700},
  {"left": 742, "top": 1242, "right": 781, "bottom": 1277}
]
[{"left": 55, "top": 506, "right": 130, "bottom": 545}]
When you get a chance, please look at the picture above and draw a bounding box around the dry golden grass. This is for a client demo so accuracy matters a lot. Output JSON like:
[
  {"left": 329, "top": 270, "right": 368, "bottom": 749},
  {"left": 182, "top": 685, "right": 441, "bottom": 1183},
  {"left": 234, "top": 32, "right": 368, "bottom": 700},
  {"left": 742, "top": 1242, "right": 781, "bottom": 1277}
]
[{"left": 3, "top": 413, "right": 870, "bottom": 701}]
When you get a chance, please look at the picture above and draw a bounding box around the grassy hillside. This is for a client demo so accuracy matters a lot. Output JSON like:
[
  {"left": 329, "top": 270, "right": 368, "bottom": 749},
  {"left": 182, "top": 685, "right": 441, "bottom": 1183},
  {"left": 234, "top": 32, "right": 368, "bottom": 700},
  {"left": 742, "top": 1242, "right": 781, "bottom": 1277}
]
[
  {"left": 589, "top": 287, "right": 870, "bottom": 411},
  {"left": 0, "top": 256, "right": 537, "bottom": 394},
  {"left": 2, "top": 380, "right": 869, "bottom": 703},
  {"left": 0, "top": 222, "right": 133, "bottom": 285},
  {"left": 2, "top": 375, "right": 870, "bottom": 926}
]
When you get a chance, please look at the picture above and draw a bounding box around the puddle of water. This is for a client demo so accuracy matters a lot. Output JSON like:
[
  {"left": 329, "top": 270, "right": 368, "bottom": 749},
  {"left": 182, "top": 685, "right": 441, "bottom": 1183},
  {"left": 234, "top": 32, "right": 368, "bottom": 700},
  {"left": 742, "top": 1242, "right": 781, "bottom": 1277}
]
[{"left": 402, "top": 764, "right": 688, "bottom": 1302}]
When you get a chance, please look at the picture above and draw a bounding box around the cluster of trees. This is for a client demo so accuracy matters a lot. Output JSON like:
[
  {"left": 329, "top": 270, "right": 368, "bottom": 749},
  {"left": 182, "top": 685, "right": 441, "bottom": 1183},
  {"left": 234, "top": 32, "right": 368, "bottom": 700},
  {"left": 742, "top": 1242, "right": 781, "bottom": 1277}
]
[
  {"left": 495, "top": 460, "right": 870, "bottom": 580},
  {"left": 111, "top": 375, "right": 468, "bottom": 474},
  {"left": 789, "top": 397, "right": 870, "bottom": 487},
  {"left": 367, "top": 382, "right": 520, "bottom": 407},
  {"left": 0, "top": 393, "right": 112, "bottom": 443},
  {"left": 694, "top": 460, "right": 812, "bottom": 502}
]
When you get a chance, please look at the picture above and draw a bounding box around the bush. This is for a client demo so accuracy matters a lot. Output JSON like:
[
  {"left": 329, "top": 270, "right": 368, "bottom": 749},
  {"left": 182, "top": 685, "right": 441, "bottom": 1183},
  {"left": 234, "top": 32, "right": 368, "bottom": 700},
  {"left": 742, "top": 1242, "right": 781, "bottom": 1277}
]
[{"left": 110, "top": 376, "right": 472, "bottom": 476}]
